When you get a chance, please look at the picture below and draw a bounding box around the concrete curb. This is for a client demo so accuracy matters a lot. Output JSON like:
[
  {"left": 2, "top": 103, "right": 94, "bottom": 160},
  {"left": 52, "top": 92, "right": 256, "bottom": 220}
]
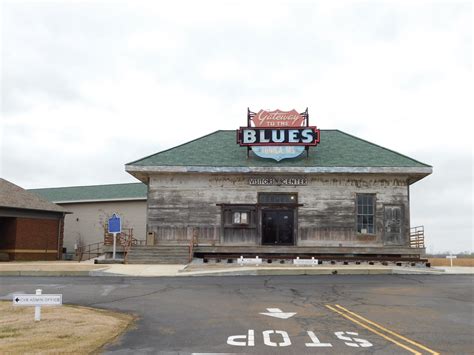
[
  {"left": 179, "top": 267, "right": 445, "bottom": 277},
  {"left": 1, "top": 266, "right": 472, "bottom": 277},
  {"left": 0, "top": 270, "right": 93, "bottom": 277}
]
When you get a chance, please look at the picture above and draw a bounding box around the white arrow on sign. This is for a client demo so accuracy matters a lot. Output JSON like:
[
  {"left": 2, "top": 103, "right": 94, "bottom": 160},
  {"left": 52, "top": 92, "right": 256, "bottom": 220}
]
[{"left": 259, "top": 308, "right": 296, "bottom": 319}]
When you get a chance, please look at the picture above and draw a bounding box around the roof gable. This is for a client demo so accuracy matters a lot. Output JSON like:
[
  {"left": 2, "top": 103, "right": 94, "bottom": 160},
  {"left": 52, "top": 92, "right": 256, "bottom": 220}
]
[{"left": 0, "top": 178, "right": 66, "bottom": 213}]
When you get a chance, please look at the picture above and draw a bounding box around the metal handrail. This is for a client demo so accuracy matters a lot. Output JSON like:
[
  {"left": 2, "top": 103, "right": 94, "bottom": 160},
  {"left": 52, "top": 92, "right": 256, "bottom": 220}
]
[{"left": 76, "top": 242, "right": 104, "bottom": 262}]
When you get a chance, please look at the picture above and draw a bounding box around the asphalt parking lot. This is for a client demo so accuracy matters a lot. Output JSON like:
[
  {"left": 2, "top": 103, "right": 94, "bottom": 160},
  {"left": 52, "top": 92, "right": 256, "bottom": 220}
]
[{"left": 1, "top": 275, "right": 473, "bottom": 354}]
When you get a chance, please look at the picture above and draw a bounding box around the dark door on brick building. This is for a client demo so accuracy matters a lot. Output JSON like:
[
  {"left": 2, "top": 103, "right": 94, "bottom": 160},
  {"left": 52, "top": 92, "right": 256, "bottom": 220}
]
[{"left": 262, "top": 210, "right": 294, "bottom": 245}]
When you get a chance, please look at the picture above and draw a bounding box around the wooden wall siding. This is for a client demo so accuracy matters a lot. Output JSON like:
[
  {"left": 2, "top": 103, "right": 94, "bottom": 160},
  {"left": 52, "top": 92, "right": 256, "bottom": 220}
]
[
  {"left": 222, "top": 228, "right": 258, "bottom": 244},
  {"left": 221, "top": 207, "right": 258, "bottom": 245},
  {"left": 147, "top": 173, "right": 410, "bottom": 247},
  {"left": 153, "top": 226, "right": 220, "bottom": 244}
]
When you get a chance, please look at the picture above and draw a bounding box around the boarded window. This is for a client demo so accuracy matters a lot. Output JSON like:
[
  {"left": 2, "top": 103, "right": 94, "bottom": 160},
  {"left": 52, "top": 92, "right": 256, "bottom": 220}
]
[
  {"left": 384, "top": 205, "right": 403, "bottom": 245},
  {"left": 356, "top": 194, "right": 375, "bottom": 234}
]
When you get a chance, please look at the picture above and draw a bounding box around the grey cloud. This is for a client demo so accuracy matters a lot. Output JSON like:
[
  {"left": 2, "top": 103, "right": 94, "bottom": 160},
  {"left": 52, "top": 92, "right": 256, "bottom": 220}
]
[
  {"left": 1, "top": 1, "right": 471, "bottom": 253},
  {"left": 410, "top": 150, "right": 472, "bottom": 253}
]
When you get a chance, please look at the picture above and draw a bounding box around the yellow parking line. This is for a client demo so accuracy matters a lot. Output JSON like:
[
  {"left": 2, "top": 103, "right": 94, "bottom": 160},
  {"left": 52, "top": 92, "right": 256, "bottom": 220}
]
[
  {"left": 334, "top": 304, "right": 439, "bottom": 355},
  {"left": 325, "top": 305, "right": 422, "bottom": 355}
]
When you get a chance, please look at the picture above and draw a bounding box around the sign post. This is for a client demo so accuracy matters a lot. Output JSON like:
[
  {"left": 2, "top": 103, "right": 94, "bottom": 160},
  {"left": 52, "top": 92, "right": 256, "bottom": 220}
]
[
  {"left": 108, "top": 214, "right": 122, "bottom": 260},
  {"left": 13, "top": 289, "right": 62, "bottom": 321},
  {"left": 446, "top": 255, "right": 457, "bottom": 267},
  {"left": 34, "top": 289, "right": 41, "bottom": 321}
]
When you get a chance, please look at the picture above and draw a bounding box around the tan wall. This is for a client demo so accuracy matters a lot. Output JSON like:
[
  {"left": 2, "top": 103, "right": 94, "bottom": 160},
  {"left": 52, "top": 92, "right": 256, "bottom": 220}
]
[{"left": 59, "top": 200, "right": 147, "bottom": 252}]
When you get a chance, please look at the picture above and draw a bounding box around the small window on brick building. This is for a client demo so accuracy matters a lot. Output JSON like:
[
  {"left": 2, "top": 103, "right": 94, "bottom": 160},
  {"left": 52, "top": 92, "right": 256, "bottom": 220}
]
[{"left": 356, "top": 194, "right": 375, "bottom": 234}]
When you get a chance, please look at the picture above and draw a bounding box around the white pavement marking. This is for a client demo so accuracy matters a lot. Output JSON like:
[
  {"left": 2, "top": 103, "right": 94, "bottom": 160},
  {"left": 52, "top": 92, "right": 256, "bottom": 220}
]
[
  {"left": 227, "top": 329, "right": 255, "bottom": 347},
  {"left": 305, "top": 331, "right": 333, "bottom": 347},
  {"left": 259, "top": 307, "right": 296, "bottom": 319},
  {"left": 262, "top": 330, "right": 292, "bottom": 347},
  {"left": 335, "top": 331, "right": 373, "bottom": 348},
  {"left": 101, "top": 285, "right": 116, "bottom": 296},
  {"left": 100, "top": 284, "right": 129, "bottom": 296}
]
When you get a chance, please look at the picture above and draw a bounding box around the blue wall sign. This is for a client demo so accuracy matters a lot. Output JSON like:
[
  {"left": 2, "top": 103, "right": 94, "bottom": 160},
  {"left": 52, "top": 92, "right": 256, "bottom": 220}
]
[{"left": 108, "top": 214, "right": 122, "bottom": 234}]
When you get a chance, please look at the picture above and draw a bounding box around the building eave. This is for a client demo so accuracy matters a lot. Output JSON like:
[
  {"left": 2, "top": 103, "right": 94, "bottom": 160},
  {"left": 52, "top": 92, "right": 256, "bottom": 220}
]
[
  {"left": 53, "top": 197, "right": 147, "bottom": 204},
  {"left": 126, "top": 165, "right": 432, "bottom": 184}
]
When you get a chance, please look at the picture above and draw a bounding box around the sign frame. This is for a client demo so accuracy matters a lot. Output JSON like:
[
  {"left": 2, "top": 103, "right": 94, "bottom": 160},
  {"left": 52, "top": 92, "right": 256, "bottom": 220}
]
[
  {"left": 236, "top": 126, "right": 320, "bottom": 146},
  {"left": 248, "top": 176, "right": 308, "bottom": 186},
  {"left": 238, "top": 108, "right": 320, "bottom": 161},
  {"left": 13, "top": 289, "right": 62, "bottom": 321},
  {"left": 108, "top": 213, "right": 122, "bottom": 234},
  {"left": 13, "top": 294, "right": 63, "bottom": 306}
]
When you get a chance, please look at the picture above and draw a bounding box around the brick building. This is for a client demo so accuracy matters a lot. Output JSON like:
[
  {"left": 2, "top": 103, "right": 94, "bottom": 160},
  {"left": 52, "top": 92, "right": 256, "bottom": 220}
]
[{"left": 0, "top": 178, "right": 68, "bottom": 261}]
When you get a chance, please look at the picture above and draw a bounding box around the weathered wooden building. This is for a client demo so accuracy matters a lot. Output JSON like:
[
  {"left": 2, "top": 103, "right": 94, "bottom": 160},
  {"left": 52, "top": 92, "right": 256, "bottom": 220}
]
[{"left": 126, "top": 127, "right": 432, "bottom": 262}]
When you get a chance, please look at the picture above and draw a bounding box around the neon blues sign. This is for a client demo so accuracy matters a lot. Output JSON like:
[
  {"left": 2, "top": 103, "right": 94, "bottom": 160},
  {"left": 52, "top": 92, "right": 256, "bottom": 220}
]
[{"left": 237, "top": 109, "right": 320, "bottom": 161}]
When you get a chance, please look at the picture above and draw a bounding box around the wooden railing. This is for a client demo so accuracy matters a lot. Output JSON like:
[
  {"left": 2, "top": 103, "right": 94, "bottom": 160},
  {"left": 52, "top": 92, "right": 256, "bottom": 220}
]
[
  {"left": 410, "top": 226, "right": 425, "bottom": 248},
  {"left": 104, "top": 228, "right": 135, "bottom": 246},
  {"left": 104, "top": 228, "right": 147, "bottom": 263}
]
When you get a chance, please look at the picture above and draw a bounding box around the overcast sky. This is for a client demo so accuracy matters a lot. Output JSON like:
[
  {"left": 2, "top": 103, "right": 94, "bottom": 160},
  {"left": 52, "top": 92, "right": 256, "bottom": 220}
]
[{"left": 1, "top": 1, "right": 472, "bottom": 253}]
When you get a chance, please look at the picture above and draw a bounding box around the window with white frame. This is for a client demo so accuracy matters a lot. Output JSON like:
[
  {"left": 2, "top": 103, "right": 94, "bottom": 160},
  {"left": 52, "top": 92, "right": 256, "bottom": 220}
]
[{"left": 233, "top": 211, "right": 249, "bottom": 225}]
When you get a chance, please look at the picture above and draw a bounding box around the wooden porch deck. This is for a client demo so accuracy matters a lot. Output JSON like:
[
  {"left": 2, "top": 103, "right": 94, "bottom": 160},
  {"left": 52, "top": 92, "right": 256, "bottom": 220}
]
[{"left": 193, "top": 245, "right": 425, "bottom": 258}]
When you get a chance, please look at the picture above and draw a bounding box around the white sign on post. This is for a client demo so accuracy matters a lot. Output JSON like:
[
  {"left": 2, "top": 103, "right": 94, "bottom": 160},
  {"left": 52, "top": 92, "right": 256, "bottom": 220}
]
[
  {"left": 293, "top": 257, "right": 318, "bottom": 266},
  {"left": 446, "top": 255, "right": 457, "bottom": 267},
  {"left": 237, "top": 256, "right": 263, "bottom": 266},
  {"left": 13, "top": 289, "right": 62, "bottom": 321}
]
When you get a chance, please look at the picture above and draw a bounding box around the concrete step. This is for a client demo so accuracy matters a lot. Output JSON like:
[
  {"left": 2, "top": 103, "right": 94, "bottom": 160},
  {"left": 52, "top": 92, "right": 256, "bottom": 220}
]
[
  {"left": 132, "top": 245, "right": 189, "bottom": 250},
  {"left": 127, "top": 245, "right": 191, "bottom": 264},
  {"left": 127, "top": 258, "right": 189, "bottom": 264},
  {"left": 127, "top": 260, "right": 188, "bottom": 265},
  {"left": 128, "top": 250, "right": 189, "bottom": 254},
  {"left": 127, "top": 255, "right": 189, "bottom": 260},
  {"left": 128, "top": 253, "right": 189, "bottom": 257}
]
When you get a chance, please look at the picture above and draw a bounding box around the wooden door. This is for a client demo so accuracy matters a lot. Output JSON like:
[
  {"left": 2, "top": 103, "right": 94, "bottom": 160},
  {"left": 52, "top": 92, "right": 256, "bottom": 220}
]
[
  {"left": 262, "top": 210, "right": 294, "bottom": 245},
  {"left": 383, "top": 205, "right": 403, "bottom": 245}
]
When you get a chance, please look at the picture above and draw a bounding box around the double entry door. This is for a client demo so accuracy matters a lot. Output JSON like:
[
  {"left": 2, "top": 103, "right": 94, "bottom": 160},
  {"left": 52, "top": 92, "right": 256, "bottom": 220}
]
[{"left": 262, "top": 209, "right": 294, "bottom": 245}]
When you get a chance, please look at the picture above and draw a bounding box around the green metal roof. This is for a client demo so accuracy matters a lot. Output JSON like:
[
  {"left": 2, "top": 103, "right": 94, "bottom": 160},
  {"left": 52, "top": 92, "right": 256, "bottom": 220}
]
[
  {"left": 29, "top": 182, "right": 147, "bottom": 203},
  {"left": 127, "top": 130, "right": 431, "bottom": 168}
]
